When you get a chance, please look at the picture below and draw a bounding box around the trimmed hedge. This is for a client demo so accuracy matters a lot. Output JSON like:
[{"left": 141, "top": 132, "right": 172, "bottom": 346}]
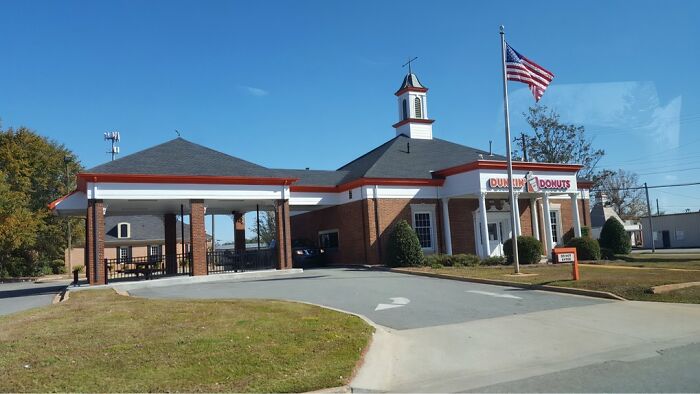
[
  {"left": 481, "top": 256, "right": 507, "bottom": 266},
  {"left": 566, "top": 237, "right": 601, "bottom": 260},
  {"left": 599, "top": 217, "right": 631, "bottom": 254},
  {"left": 386, "top": 220, "right": 424, "bottom": 267},
  {"left": 600, "top": 247, "right": 615, "bottom": 260},
  {"left": 503, "top": 236, "right": 543, "bottom": 265},
  {"left": 423, "top": 253, "right": 481, "bottom": 267}
]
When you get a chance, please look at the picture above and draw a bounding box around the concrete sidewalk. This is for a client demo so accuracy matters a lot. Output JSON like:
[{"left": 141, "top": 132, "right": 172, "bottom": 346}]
[{"left": 352, "top": 300, "right": 700, "bottom": 392}]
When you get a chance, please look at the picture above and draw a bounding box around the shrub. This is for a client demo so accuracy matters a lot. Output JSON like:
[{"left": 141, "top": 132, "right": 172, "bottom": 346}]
[
  {"left": 423, "top": 254, "right": 450, "bottom": 267},
  {"left": 599, "top": 218, "right": 631, "bottom": 254},
  {"left": 600, "top": 247, "right": 615, "bottom": 260},
  {"left": 481, "top": 256, "right": 507, "bottom": 266},
  {"left": 72, "top": 265, "right": 84, "bottom": 273},
  {"left": 50, "top": 259, "right": 66, "bottom": 274},
  {"left": 502, "top": 236, "right": 543, "bottom": 265},
  {"left": 452, "top": 254, "right": 481, "bottom": 267},
  {"left": 581, "top": 227, "right": 591, "bottom": 238},
  {"left": 565, "top": 237, "right": 601, "bottom": 260},
  {"left": 430, "top": 263, "right": 444, "bottom": 269},
  {"left": 386, "top": 220, "right": 424, "bottom": 267}
]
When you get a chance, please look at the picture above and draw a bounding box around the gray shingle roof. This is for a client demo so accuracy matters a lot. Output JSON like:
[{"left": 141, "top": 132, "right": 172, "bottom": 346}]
[
  {"left": 337, "top": 135, "right": 503, "bottom": 180},
  {"left": 271, "top": 169, "right": 352, "bottom": 186},
  {"left": 87, "top": 138, "right": 280, "bottom": 178},
  {"left": 104, "top": 215, "right": 203, "bottom": 244},
  {"left": 398, "top": 73, "right": 426, "bottom": 91}
]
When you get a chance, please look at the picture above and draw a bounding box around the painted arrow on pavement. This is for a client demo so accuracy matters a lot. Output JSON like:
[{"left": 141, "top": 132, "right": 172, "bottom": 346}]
[{"left": 375, "top": 297, "right": 411, "bottom": 311}]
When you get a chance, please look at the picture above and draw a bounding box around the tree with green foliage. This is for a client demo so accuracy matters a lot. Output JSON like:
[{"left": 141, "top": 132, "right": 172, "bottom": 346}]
[
  {"left": 249, "top": 210, "right": 277, "bottom": 246},
  {"left": 0, "top": 126, "right": 83, "bottom": 277},
  {"left": 598, "top": 217, "right": 631, "bottom": 255},
  {"left": 566, "top": 237, "right": 601, "bottom": 260},
  {"left": 386, "top": 220, "right": 424, "bottom": 267},
  {"left": 517, "top": 105, "right": 604, "bottom": 178}
]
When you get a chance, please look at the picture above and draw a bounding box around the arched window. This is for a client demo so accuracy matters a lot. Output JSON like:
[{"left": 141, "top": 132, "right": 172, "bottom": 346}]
[
  {"left": 402, "top": 99, "right": 408, "bottom": 120},
  {"left": 118, "top": 223, "right": 130, "bottom": 239},
  {"left": 414, "top": 97, "right": 422, "bottom": 119}
]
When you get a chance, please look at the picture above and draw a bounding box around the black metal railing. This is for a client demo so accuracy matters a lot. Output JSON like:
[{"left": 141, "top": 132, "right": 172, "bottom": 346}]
[
  {"left": 106, "top": 253, "right": 191, "bottom": 281},
  {"left": 207, "top": 249, "right": 277, "bottom": 274}
]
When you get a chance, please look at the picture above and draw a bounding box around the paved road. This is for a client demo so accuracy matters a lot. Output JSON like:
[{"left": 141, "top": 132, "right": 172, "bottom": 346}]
[
  {"left": 131, "top": 267, "right": 606, "bottom": 330},
  {"left": 129, "top": 268, "right": 700, "bottom": 392},
  {"left": 0, "top": 280, "right": 69, "bottom": 316}
]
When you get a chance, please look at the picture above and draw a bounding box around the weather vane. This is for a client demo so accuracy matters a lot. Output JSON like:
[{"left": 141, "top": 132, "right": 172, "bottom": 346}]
[{"left": 402, "top": 56, "right": 418, "bottom": 74}]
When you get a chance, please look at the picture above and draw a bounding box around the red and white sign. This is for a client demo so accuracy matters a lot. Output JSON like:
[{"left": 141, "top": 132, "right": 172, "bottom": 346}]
[{"left": 488, "top": 176, "right": 571, "bottom": 191}]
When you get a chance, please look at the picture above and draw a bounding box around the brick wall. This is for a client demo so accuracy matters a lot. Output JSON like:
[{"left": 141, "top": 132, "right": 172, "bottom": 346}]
[
  {"left": 275, "top": 200, "right": 293, "bottom": 269},
  {"left": 447, "top": 199, "right": 479, "bottom": 255},
  {"left": 86, "top": 199, "right": 106, "bottom": 285},
  {"left": 189, "top": 200, "right": 207, "bottom": 275},
  {"left": 290, "top": 200, "right": 368, "bottom": 264}
]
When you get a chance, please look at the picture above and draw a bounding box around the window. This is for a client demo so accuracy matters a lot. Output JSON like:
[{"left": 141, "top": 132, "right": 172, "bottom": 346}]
[
  {"left": 118, "top": 246, "right": 130, "bottom": 262},
  {"left": 414, "top": 97, "right": 422, "bottom": 118},
  {"left": 117, "top": 222, "right": 130, "bottom": 239},
  {"left": 149, "top": 245, "right": 161, "bottom": 256},
  {"left": 402, "top": 99, "right": 408, "bottom": 120},
  {"left": 348, "top": 190, "right": 353, "bottom": 200},
  {"left": 319, "top": 230, "right": 339, "bottom": 249},
  {"left": 550, "top": 211, "right": 560, "bottom": 244},
  {"left": 413, "top": 212, "right": 433, "bottom": 249}
]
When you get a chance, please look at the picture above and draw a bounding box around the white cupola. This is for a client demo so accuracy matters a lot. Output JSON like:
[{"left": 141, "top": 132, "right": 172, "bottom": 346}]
[{"left": 392, "top": 72, "right": 434, "bottom": 139}]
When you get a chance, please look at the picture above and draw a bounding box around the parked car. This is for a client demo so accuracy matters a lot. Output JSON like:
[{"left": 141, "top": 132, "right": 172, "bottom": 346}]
[{"left": 292, "top": 239, "right": 326, "bottom": 268}]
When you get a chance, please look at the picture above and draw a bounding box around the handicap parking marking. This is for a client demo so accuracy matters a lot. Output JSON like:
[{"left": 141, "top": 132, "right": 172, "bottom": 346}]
[
  {"left": 375, "top": 296, "right": 411, "bottom": 311},
  {"left": 466, "top": 290, "right": 522, "bottom": 299}
]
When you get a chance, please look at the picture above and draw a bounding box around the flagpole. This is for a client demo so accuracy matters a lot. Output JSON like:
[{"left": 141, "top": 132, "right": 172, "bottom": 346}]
[{"left": 500, "top": 25, "right": 521, "bottom": 274}]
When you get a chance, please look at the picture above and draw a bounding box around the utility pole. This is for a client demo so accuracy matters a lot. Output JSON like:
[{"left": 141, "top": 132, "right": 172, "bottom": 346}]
[
  {"left": 64, "top": 156, "right": 72, "bottom": 270},
  {"left": 644, "top": 183, "right": 655, "bottom": 253},
  {"left": 656, "top": 198, "right": 660, "bottom": 215},
  {"left": 521, "top": 133, "right": 528, "bottom": 162}
]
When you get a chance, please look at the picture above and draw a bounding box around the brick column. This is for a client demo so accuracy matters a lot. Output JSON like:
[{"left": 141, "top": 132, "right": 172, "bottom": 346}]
[
  {"left": 275, "top": 200, "right": 292, "bottom": 269},
  {"left": 189, "top": 200, "right": 208, "bottom": 276},
  {"left": 233, "top": 212, "right": 246, "bottom": 254},
  {"left": 164, "top": 213, "right": 178, "bottom": 274},
  {"left": 86, "top": 199, "right": 106, "bottom": 285}
]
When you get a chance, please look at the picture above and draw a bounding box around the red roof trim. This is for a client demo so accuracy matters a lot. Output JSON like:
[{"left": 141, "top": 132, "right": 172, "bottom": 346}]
[
  {"left": 290, "top": 177, "right": 445, "bottom": 193},
  {"left": 394, "top": 87, "right": 429, "bottom": 96},
  {"left": 434, "top": 160, "right": 583, "bottom": 177},
  {"left": 391, "top": 118, "right": 435, "bottom": 129},
  {"left": 77, "top": 173, "right": 299, "bottom": 186},
  {"left": 48, "top": 190, "right": 80, "bottom": 210}
]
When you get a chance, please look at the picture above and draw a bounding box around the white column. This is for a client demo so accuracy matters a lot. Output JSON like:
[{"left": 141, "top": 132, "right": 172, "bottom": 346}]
[
  {"left": 530, "top": 198, "right": 540, "bottom": 241},
  {"left": 571, "top": 192, "right": 582, "bottom": 238},
  {"left": 441, "top": 198, "right": 453, "bottom": 255},
  {"left": 479, "top": 192, "right": 490, "bottom": 258},
  {"left": 512, "top": 192, "right": 521, "bottom": 237},
  {"left": 542, "top": 193, "right": 554, "bottom": 256}
]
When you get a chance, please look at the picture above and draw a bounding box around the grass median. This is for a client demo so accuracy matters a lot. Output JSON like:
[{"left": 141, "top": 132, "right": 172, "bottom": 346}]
[
  {"left": 402, "top": 264, "right": 700, "bottom": 303},
  {"left": 0, "top": 290, "right": 373, "bottom": 393}
]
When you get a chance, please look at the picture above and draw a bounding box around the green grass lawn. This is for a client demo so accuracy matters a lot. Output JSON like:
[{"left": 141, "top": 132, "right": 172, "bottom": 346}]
[
  {"left": 0, "top": 290, "right": 373, "bottom": 393},
  {"left": 403, "top": 264, "right": 700, "bottom": 304},
  {"left": 601, "top": 253, "right": 700, "bottom": 269}
]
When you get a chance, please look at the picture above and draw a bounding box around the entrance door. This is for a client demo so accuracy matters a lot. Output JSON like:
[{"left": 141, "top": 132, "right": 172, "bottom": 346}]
[
  {"left": 487, "top": 214, "right": 512, "bottom": 257},
  {"left": 662, "top": 231, "right": 671, "bottom": 248}
]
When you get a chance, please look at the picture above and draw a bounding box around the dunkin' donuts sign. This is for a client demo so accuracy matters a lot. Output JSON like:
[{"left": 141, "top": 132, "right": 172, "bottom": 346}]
[{"left": 488, "top": 172, "right": 571, "bottom": 191}]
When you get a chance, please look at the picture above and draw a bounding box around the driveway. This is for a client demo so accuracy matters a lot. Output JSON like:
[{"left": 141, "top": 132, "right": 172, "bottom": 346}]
[
  {"left": 0, "top": 280, "right": 69, "bottom": 316},
  {"left": 130, "top": 268, "right": 700, "bottom": 392}
]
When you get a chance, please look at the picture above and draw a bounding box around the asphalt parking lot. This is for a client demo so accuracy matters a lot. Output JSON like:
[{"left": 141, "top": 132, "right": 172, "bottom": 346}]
[
  {"left": 0, "top": 280, "right": 69, "bottom": 316},
  {"left": 130, "top": 267, "right": 608, "bottom": 330}
]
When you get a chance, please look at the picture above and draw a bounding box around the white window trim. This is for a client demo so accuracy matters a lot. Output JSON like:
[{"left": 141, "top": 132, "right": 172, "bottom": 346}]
[
  {"left": 119, "top": 246, "right": 130, "bottom": 261},
  {"left": 318, "top": 229, "right": 340, "bottom": 249},
  {"left": 117, "top": 222, "right": 131, "bottom": 239},
  {"left": 549, "top": 208, "right": 563, "bottom": 246},
  {"left": 411, "top": 204, "right": 437, "bottom": 253}
]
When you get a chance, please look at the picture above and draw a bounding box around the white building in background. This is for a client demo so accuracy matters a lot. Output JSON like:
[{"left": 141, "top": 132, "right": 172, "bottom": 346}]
[
  {"left": 640, "top": 211, "right": 700, "bottom": 249},
  {"left": 590, "top": 193, "right": 643, "bottom": 246}
]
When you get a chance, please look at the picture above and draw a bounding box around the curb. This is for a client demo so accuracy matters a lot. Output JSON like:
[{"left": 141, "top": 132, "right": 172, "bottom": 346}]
[
  {"left": 52, "top": 288, "right": 69, "bottom": 304},
  {"left": 391, "top": 268, "right": 627, "bottom": 301}
]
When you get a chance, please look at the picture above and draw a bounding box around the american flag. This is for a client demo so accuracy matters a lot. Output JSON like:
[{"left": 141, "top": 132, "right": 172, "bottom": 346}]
[{"left": 505, "top": 43, "right": 554, "bottom": 102}]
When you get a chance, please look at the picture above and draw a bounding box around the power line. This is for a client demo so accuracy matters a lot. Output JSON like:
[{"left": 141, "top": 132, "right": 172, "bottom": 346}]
[{"left": 592, "top": 181, "right": 700, "bottom": 192}]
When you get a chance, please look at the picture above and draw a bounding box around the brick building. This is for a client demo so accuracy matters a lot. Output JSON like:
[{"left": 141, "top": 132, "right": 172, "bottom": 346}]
[{"left": 51, "top": 71, "right": 592, "bottom": 285}]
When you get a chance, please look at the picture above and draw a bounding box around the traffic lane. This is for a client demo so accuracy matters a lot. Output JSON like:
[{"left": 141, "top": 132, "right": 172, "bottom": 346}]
[
  {"left": 130, "top": 268, "right": 610, "bottom": 330},
  {"left": 465, "top": 342, "right": 700, "bottom": 393},
  {"left": 0, "top": 281, "right": 68, "bottom": 316}
]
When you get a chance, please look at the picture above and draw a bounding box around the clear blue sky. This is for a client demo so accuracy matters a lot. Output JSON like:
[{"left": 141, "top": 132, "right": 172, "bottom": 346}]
[{"left": 1, "top": 1, "right": 699, "bottom": 242}]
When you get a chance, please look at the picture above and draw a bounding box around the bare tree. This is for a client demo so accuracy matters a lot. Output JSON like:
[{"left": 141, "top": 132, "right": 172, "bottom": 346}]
[
  {"left": 594, "top": 169, "right": 647, "bottom": 219},
  {"left": 249, "top": 210, "right": 277, "bottom": 246},
  {"left": 519, "top": 105, "right": 604, "bottom": 178}
]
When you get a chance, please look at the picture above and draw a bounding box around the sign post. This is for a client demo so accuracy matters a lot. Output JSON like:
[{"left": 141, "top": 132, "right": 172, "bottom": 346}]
[{"left": 552, "top": 247, "right": 579, "bottom": 281}]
